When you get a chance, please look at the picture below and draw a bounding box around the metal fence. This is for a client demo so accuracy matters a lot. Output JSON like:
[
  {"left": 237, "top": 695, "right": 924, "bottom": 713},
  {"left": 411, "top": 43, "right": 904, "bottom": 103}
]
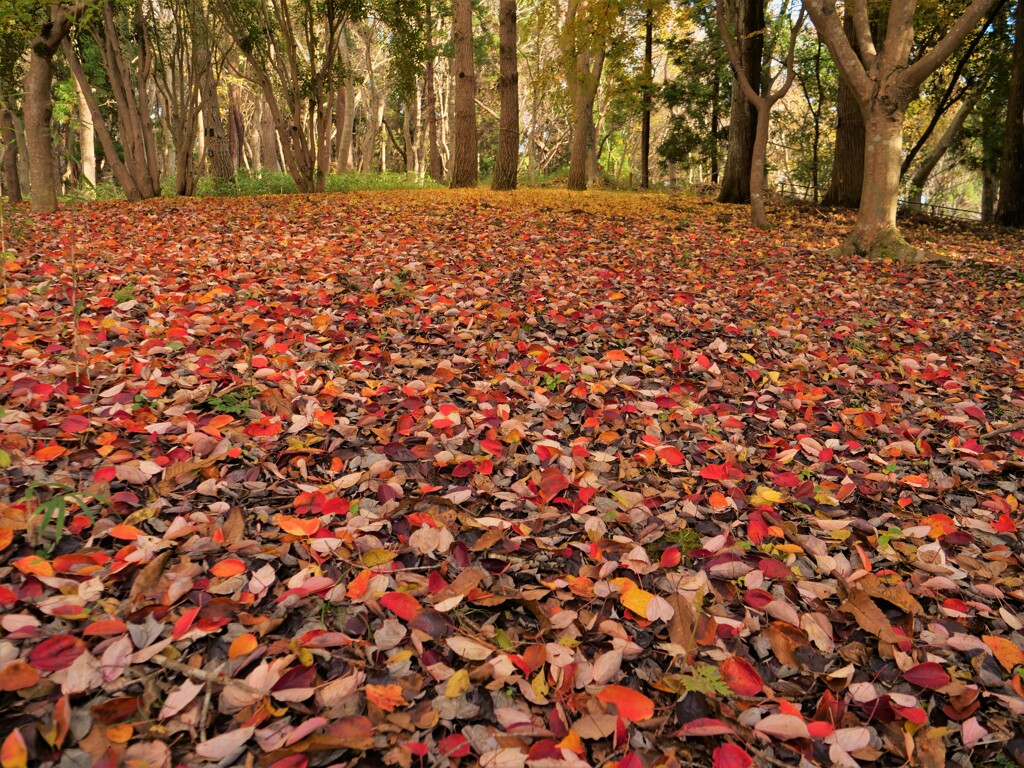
[{"left": 774, "top": 181, "right": 983, "bottom": 222}]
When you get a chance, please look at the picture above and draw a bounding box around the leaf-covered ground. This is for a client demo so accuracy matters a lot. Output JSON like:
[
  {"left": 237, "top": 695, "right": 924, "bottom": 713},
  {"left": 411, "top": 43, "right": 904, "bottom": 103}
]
[{"left": 1, "top": 191, "right": 1023, "bottom": 768}]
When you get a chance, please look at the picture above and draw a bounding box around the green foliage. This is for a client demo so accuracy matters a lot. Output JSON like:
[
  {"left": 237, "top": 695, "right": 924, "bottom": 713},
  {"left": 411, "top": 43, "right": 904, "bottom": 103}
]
[
  {"left": 193, "top": 169, "right": 441, "bottom": 197},
  {"left": 112, "top": 281, "right": 135, "bottom": 303},
  {"left": 658, "top": 2, "right": 729, "bottom": 177},
  {"left": 20, "top": 479, "right": 101, "bottom": 555},
  {"left": 203, "top": 385, "right": 260, "bottom": 415},
  {"left": 663, "top": 664, "right": 731, "bottom": 697}
]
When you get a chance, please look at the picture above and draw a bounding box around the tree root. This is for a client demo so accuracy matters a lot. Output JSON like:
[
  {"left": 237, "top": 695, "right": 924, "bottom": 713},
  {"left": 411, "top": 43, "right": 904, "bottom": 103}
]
[{"left": 828, "top": 226, "right": 950, "bottom": 263}]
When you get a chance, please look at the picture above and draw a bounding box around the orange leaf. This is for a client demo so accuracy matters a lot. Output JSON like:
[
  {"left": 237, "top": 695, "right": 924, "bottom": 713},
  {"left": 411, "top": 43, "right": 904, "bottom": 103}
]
[
  {"left": 0, "top": 728, "right": 27, "bottom": 768},
  {"left": 0, "top": 528, "right": 13, "bottom": 551},
  {"left": 709, "top": 492, "right": 730, "bottom": 510},
  {"left": 109, "top": 524, "right": 142, "bottom": 541},
  {"left": 596, "top": 685, "right": 655, "bottom": 721},
  {"left": 365, "top": 683, "right": 406, "bottom": 712},
  {"left": 275, "top": 514, "right": 320, "bottom": 537},
  {"left": 0, "top": 662, "right": 40, "bottom": 691},
  {"left": 13, "top": 555, "right": 53, "bottom": 577},
  {"left": 34, "top": 445, "right": 67, "bottom": 462},
  {"left": 229, "top": 633, "right": 259, "bottom": 659},
  {"left": 983, "top": 635, "right": 1024, "bottom": 673},
  {"left": 211, "top": 558, "right": 246, "bottom": 577}
]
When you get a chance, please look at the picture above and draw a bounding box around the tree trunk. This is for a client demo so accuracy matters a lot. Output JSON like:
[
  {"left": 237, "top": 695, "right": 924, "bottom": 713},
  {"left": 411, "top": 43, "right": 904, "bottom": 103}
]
[
  {"left": 74, "top": 78, "right": 96, "bottom": 195},
  {"left": 997, "top": 0, "right": 1024, "bottom": 226},
  {"left": 710, "top": 73, "right": 720, "bottom": 184},
  {"left": 336, "top": 31, "right": 354, "bottom": 173},
  {"left": 0, "top": 97, "right": 21, "bottom": 204},
  {"left": 718, "top": 0, "right": 762, "bottom": 203},
  {"left": 228, "top": 83, "right": 245, "bottom": 171},
  {"left": 822, "top": 15, "right": 865, "bottom": 208},
  {"left": 981, "top": 101, "right": 999, "bottom": 221},
  {"left": 907, "top": 93, "right": 978, "bottom": 209},
  {"left": 201, "top": 69, "right": 233, "bottom": 181},
  {"left": 451, "top": 0, "right": 478, "bottom": 187},
  {"left": 424, "top": 0, "right": 443, "bottom": 181},
  {"left": 749, "top": 105, "right": 770, "bottom": 227},
  {"left": 262, "top": 98, "right": 280, "bottom": 172},
  {"left": 838, "top": 109, "right": 909, "bottom": 256},
  {"left": 492, "top": 0, "right": 519, "bottom": 190},
  {"left": 640, "top": 6, "right": 652, "bottom": 189},
  {"left": 25, "top": 50, "right": 60, "bottom": 213}
]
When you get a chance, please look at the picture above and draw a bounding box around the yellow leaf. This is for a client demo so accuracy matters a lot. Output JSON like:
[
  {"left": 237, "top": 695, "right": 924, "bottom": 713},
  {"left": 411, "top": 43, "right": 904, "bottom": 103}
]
[
  {"left": 751, "top": 486, "right": 784, "bottom": 505},
  {"left": 445, "top": 669, "right": 471, "bottom": 698},
  {"left": 739, "top": 352, "right": 757, "bottom": 365},
  {"left": 532, "top": 668, "right": 550, "bottom": 699},
  {"left": 360, "top": 548, "right": 397, "bottom": 567},
  {"left": 621, "top": 588, "right": 655, "bottom": 619}
]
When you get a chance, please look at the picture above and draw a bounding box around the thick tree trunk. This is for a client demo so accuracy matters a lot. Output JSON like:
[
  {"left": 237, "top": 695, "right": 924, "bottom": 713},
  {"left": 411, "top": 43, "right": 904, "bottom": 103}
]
[
  {"left": 201, "top": 70, "right": 233, "bottom": 181},
  {"left": 1, "top": 98, "right": 21, "bottom": 204},
  {"left": 907, "top": 93, "right": 977, "bottom": 209},
  {"left": 996, "top": 0, "right": 1024, "bottom": 226},
  {"left": 492, "top": 0, "right": 519, "bottom": 190},
  {"left": 25, "top": 51, "right": 59, "bottom": 213},
  {"left": 451, "top": 0, "right": 478, "bottom": 187},
  {"left": 718, "top": 0, "right": 762, "bottom": 203},
  {"left": 838, "top": 110, "right": 914, "bottom": 256},
  {"left": 822, "top": 15, "right": 865, "bottom": 208},
  {"left": 710, "top": 73, "right": 720, "bottom": 183},
  {"left": 261, "top": 98, "right": 279, "bottom": 172},
  {"left": 640, "top": 7, "right": 652, "bottom": 189}
]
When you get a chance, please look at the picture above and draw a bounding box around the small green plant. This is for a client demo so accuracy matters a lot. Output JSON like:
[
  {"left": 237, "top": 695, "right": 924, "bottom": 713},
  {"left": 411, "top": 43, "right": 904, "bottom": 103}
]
[
  {"left": 112, "top": 281, "right": 136, "bottom": 303},
  {"left": 21, "top": 479, "right": 100, "bottom": 554},
  {"left": 663, "top": 663, "right": 731, "bottom": 697},
  {"left": 539, "top": 373, "right": 566, "bottom": 391},
  {"left": 203, "top": 385, "right": 260, "bottom": 416}
]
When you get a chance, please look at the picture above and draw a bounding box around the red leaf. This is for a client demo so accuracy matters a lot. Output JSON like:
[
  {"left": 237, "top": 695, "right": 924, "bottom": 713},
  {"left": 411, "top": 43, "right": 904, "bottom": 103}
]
[
  {"left": 700, "top": 463, "right": 730, "bottom": 481},
  {"left": 171, "top": 606, "right": 201, "bottom": 640},
  {"left": 720, "top": 655, "right": 763, "bottom": 696},
  {"left": 713, "top": 743, "right": 752, "bottom": 768},
  {"left": 657, "top": 445, "right": 685, "bottom": 466},
  {"left": 903, "top": 662, "right": 950, "bottom": 690},
  {"left": 380, "top": 591, "right": 422, "bottom": 621},
  {"left": 660, "top": 546, "right": 681, "bottom": 568},
  {"left": 596, "top": 685, "right": 655, "bottom": 722},
  {"left": 538, "top": 467, "right": 570, "bottom": 501},
  {"left": 28, "top": 635, "right": 86, "bottom": 671},
  {"left": 747, "top": 509, "right": 768, "bottom": 545},
  {"left": 439, "top": 734, "right": 471, "bottom": 758}
]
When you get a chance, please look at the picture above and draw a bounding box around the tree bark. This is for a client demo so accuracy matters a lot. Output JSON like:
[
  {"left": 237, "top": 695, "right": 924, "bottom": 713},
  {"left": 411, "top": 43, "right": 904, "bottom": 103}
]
[
  {"left": 996, "top": 0, "right": 1024, "bottom": 226},
  {"left": 451, "top": 0, "right": 478, "bottom": 187},
  {"left": 336, "top": 31, "right": 354, "bottom": 173},
  {"left": 981, "top": 102, "right": 1000, "bottom": 221},
  {"left": 822, "top": 14, "right": 864, "bottom": 208},
  {"left": 492, "top": 0, "right": 519, "bottom": 190},
  {"left": 718, "top": 0, "right": 762, "bottom": 203},
  {"left": 25, "top": 4, "right": 83, "bottom": 214},
  {"left": 201, "top": 69, "right": 232, "bottom": 181},
  {"left": 0, "top": 95, "right": 21, "bottom": 204},
  {"left": 262, "top": 98, "right": 280, "bottom": 172},
  {"left": 423, "top": 0, "right": 443, "bottom": 181},
  {"left": 907, "top": 93, "right": 978, "bottom": 209},
  {"left": 640, "top": 6, "right": 653, "bottom": 189},
  {"left": 74, "top": 78, "right": 96, "bottom": 194}
]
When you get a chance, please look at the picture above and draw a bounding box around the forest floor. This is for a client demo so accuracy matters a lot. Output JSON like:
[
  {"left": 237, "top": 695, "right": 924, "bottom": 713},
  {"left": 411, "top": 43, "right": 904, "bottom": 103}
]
[{"left": 1, "top": 190, "right": 1023, "bottom": 768}]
